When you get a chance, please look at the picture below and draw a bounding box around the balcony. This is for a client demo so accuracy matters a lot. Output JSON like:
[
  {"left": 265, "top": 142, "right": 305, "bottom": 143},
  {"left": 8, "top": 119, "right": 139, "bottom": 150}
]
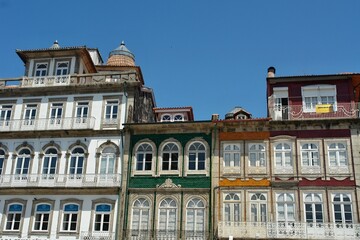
[
  {"left": 0, "top": 173, "right": 121, "bottom": 188},
  {"left": 0, "top": 117, "right": 96, "bottom": 132},
  {"left": 218, "top": 221, "right": 360, "bottom": 239},
  {"left": 269, "top": 103, "right": 359, "bottom": 120}
]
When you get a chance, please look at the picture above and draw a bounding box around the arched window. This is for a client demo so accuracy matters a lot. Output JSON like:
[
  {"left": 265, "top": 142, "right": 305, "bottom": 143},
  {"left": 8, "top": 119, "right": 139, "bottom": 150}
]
[
  {"left": 131, "top": 198, "right": 150, "bottom": 234},
  {"left": 161, "top": 115, "right": 171, "bottom": 122},
  {"left": 158, "top": 198, "right": 177, "bottom": 234},
  {"left": 250, "top": 193, "right": 267, "bottom": 222},
  {"left": 188, "top": 142, "right": 206, "bottom": 170},
  {"left": 162, "top": 143, "right": 179, "bottom": 171},
  {"left": 15, "top": 148, "right": 31, "bottom": 177},
  {"left": 276, "top": 193, "right": 295, "bottom": 224},
  {"left": 249, "top": 144, "right": 266, "bottom": 167},
  {"left": 5, "top": 203, "right": 23, "bottom": 230},
  {"left": 0, "top": 149, "right": 5, "bottom": 175},
  {"left": 274, "top": 143, "right": 292, "bottom": 167},
  {"left": 223, "top": 144, "right": 240, "bottom": 167},
  {"left": 328, "top": 143, "right": 347, "bottom": 167},
  {"left": 33, "top": 204, "right": 51, "bottom": 231},
  {"left": 69, "top": 147, "right": 85, "bottom": 175},
  {"left": 62, "top": 204, "right": 79, "bottom": 231},
  {"left": 94, "top": 204, "right": 111, "bottom": 231},
  {"left": 304, "top": 193, "right": 323, "bottom": 223},
  {"left": 186, "top": 198, "right": 205, "bottom": 236},
  {"left": 100, "top": 147, "right": 115, "bottom": 175},
  {"left": 223, "top": 193, "right": 241, "bottom": 222},
  {"left": 42, "top": 148, "right": 58, "bottom": 177},
  {"left": 174, "top": 115, "right": 183, "bottom": 122},
  {"left": 136, "top": 143, "right": 153, "bottom": 171},
  {"left": 333, "top": 193, "right": 352, "bottom": 223},
  {"left": 301, "top": 143, "right": 319, "bottom": 166}
]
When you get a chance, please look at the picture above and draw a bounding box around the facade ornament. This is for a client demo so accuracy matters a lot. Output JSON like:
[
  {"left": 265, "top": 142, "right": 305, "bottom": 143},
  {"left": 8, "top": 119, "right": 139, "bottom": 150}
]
[{"left": 156, "top": 178, "right": 181, "bottom": 188}]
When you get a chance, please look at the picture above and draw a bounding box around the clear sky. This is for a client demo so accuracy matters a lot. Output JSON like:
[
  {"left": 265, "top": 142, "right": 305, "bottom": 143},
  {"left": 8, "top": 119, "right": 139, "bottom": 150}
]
[{"left": 0, "top": 0, "right": 359, "bottom": 120}]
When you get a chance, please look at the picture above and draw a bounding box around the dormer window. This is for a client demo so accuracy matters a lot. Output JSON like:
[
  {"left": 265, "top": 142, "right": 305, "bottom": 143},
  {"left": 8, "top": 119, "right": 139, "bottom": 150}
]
[
  {"left": 302, "top": 85, "right": 337, "bottom": 112},
  {"left": 35, "top": 63, "right": 48, "bottom": 77},
  {"left": 174, "top": 114, "right": 183, "bottom": 122},
  {"left": 161, "top": 114, "right": 171, "bottom": 122},
  {"left": 56, "top": 62, "right": 69, "bottom": 75}
]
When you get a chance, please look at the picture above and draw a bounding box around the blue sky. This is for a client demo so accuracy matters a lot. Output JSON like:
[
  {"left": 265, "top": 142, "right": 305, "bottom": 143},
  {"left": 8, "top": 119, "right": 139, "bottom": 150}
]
[{"left": 1, "top": 0, "right": 359, "bottom": 120}]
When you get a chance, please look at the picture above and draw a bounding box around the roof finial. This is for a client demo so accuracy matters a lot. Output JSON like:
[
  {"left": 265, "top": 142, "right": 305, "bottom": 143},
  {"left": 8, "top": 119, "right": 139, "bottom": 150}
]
[
  {"left": 50, "top": 40, "right": 60, "bottom": 49},
  {"left": 121, "top": 41, "right": 125, "bottom": 45}
]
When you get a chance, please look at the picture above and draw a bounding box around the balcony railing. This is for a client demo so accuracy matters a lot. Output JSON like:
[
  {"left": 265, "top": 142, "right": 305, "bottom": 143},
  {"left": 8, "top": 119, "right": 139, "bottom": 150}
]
[
  {"left": 81, "top": 231, "right": 115, "bottom": 240},
  {"left": 0, "top": 173, "right": 121, "bottom": 188},
  {"left": 22, "top": 75, "right": 71, "bottom": 87},
  {"left": 0, "top": 117, "right": 96, "bottom": 132},
  {"left": 124, "top": 230, "right": 208, "bottom": 240},
  {"left": 269, "top": 103, "right": 359, "bottom": 120},
  {"left": 218, "top": 221, "right": 360, "bottom": 239}
]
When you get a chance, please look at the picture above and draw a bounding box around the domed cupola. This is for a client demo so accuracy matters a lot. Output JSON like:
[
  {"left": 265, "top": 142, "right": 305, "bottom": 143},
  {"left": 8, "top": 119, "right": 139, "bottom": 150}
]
[{"left": 107, "top": 41, "right": 135, "bottom": 66}]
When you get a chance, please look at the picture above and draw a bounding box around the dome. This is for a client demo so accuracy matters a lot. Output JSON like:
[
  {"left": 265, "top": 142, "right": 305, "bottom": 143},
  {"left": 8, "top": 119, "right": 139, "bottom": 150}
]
[
  {"left": 107, "top": 41, "right": 135, "bottom": 66},
  {"left": 50, "top": 40, "right": 60, "bottom": 49}
]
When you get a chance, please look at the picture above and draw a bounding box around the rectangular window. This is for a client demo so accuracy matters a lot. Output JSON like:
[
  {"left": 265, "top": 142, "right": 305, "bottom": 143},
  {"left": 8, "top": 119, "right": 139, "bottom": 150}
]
[
  {"left": 76, "top": 102, "right": 89, "bottom": 124},
  {"left": 105, "top": 100, "right": 119, "bottom": 122},
  {"left": 5, "top": 203, "right": 23, "bottom": 231},
  {"left": 23, "top": 104, "right": 37, "bottom": 125},
  {"left": 50, "top": 103, "right": 63, "bottom": 125},
  {"left": 0, "top": 105, "right": 12, "bottom": 127},
  {"left": 302, "top": 85, "right": 337, "bottom": 112},
  {"left": 56, "top": 62, "right": 69, "bottom": 76},
  {"left": 62, "top": 204, "right": 79, "bottom": 232}
]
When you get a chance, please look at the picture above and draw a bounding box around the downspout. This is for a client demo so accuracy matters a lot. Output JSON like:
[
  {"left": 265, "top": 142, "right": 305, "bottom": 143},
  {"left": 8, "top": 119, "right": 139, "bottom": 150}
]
[{"left": 118, "top": 82, "right": 129, "bottom": 239}]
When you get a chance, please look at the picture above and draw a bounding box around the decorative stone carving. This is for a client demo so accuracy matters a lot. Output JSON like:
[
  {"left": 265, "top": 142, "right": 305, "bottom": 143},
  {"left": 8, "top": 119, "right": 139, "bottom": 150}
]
[{"left": 156, "top": 178, "right": 181, "bottom": 188}]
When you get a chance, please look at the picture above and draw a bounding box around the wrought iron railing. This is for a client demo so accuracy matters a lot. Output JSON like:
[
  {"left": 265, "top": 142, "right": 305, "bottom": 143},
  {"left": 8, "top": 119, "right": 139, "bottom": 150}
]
[
  {"left": 0, "top": 173, "right": 121, "bottom": 188},
  {"left": 269, "top": 103, "right": 359, "bottom": 120}
]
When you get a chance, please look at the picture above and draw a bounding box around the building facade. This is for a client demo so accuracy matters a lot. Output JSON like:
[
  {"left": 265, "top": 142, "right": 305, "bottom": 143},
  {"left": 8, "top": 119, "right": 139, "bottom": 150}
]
[
  {"left": 0, "top": 41, "right": 155, "bottom": 240},
  {"left": 121, "top": 108, "right": 213, "bottom": 240}
]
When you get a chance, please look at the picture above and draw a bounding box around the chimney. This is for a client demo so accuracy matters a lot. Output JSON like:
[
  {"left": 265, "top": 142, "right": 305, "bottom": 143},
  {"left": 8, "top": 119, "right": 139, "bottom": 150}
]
[
  {"left": 267, "top": 66, "right": 276, "bottom": 78},
  {"left": 211, "top": 114, "right": 219, "bottom": 121}
]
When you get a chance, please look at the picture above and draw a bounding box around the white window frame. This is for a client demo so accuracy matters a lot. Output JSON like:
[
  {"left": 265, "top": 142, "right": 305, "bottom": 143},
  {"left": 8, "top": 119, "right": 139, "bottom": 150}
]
[
  {"left": 250, "top": 193, "right": 267, "bottom": 222},
  {"left": 161, "top": 114, "right": 171, "bottom": 122},
  {"left": 173, "top": 114, "right": 184, "bottom": 122},
  {"left": 56, "top": 61, "right": 69, "bottom": 76},
  {"left": 35, "top": 63, "right": 48, "bottom": 77},
  {"left": 104, "top": 100, "right": 119, "bottom": 124},
  {"left": 276, "top": 193, "right": 295, "bottom": 224},
  {"left": 42, "top": 148, "right": 58, "bottom": 177},
  {"left": 158, "top": 198, "right": 178, "bottom": 235},
  {"left": 0, "top": 104, "right": 12, "bottom": 127},
  {"left": 69, "top": 147, "right": 85, "bottom": 176},
  {"left": 131, "top": 198, "right": 151, "bottom": 233},
  {"left": 33, "top": 203, "right": 51, "bottom": 231},
  {"left": 274, "top": 143, "right": 292, "bottom": 168},
  {"left": 5, "top": 203, "right": 24, "bottom": 231},
  {"left": 304, "top": 193, "right": 323, "bottom": 223},
  {"left": 188, "top": 142, "right": 206, "bottom": 171},
  {"left": 75, "top": 101, "right": 89, "bottom": 124},
  {"left": 301, "top": 143, "right": 320, "bottom": 167},
  {"left": 15, "top": 148, "right": 31, "bottom": 177},
  {"left": 185, "top": 198, "right": 205, "bottom": 236},
  {"left": 223, "top": 193, "right": 241, "bottom": 222},
  {"left": 302, "top": 85, "right": 337, "bottom": 112},
  {"left": 93, "top": 204, "right": 111, "bottom": 232},
  {"left": 23, "top": 103, "right": 37, "bottom": 126},
  {"left": 161, "top": 142, "right": 180, "bottom": 172},
  {"left": 135, "top": 143, "right": 153, "bottom": 172},
  {"left": 61, "top": 203, "right": 80, "bottom": 232},
  {"left": 223, "top": 143, "right": 241, "bottom": 168},
  {"left": 328, "top": 142, "right": 347, "bottom": 167},
  {"left": 99, "top": 147, "right": 116, "bottom": 175},
  {"left": 0, "top": 148, "right": 5, "bottom": 175},
  {"left": 332, "top": 193, "right": 353, "bottom": 224},
  {"left": 248, "top": 143, "right": 266, "bottom": 167},
  {"left": 50, "top": 102, "right": 63, "bottom": 125}
]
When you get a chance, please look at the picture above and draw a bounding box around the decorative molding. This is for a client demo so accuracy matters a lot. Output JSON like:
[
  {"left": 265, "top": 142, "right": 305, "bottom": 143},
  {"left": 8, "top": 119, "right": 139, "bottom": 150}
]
[{"left": 156, "top": 178, "right": 181, "bottom": 188}]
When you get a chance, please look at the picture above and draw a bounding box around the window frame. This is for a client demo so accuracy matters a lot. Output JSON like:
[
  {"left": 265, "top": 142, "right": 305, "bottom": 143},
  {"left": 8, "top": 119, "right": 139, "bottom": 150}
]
[
  {"left": 276, "top": 193, "right": 296, "bottom": 224},
  {"left": 55, "top": 61, "right": 69, "bottom": 76},
  {"left": 187, "top": 141, "right": 207, "bottom": 173},
  {"left": 160, "top": 141, "right": 181, "bottom": 175},
  {"left": 130, "top": 197, "right": 151, "bottom": 236},
  {"left": 327, "top": 142, "right": 348, "bottom": 167},
  {"left": 223, "top": 192, "right": 241, "bottom": 222},
  {"left": 301, "top": 85, "right": 337, "bottom": 113},
  {"left": 0, "top": 104, "right": 13, "bottom": 127},
  {"left": 248, "top": 143, "right": 266, "bottom": 167},
  {"left": 157, "top": 197, "right": 178, "bottom": 235},
  {"left": 249, "top": 193, "right": 267, "bottom": 222},
  {"left": 332, "top": 193, "right": 353, "bottom": 224},
  {"left": 223, "top": 143, "right": 241, "bottom": 170},
  {"left": 58, "top": 199, "right": 82, "bottom": 235},
  {"left": 300, "top": 143, "right": 320, "bottom": 167},
  {"left": 1, "top": 199, "right": 27, "bottom": 233},
  {"left": 185, "top": 197, "right": 205, "bottom": 236},
  {"left": 303, "top": 193, "right": 324, "bottom": 223},
  {"left": 32, "top": 202, "right": 53, "bottom": 233},
  {"left": 134, "top": 142, "right": 155, "bottom": 174}
]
